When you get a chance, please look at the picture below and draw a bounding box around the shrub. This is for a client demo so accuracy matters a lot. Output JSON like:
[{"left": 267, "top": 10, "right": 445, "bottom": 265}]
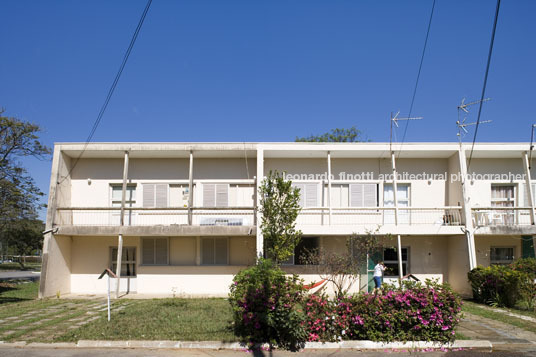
[
  {"left": 511, "top": 258, "right": 536, "bottom": 279},
  {"left": 228, "top": 258, "right": 307, "bottom": 351},
  {"left": 303, "top": 280, "right": 462, "bottom": 343},
  {"left": 468, "top": 264, "right": 533, "bottom": 308}
]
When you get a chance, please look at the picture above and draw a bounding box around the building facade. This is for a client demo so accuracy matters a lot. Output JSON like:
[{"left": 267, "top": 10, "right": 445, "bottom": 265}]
[{"left": 39, "top": 142, "right": 536, "bottom": 298}]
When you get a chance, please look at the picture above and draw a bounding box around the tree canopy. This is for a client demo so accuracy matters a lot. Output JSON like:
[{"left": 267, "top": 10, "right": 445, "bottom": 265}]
[{"left": 295, "top": 127, "right": 368, "bottom": 143}]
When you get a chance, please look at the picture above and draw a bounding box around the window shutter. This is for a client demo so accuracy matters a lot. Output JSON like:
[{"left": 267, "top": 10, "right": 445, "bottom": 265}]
[
  {"left": 143, "top": 184, "right": 155, "bottom": 207},
  {"left": 155, "top": 238, "right": 168, "bottom": 264},
  {"left": 363, "top": 184, "right": 377, "bottom": 207},
  {"left": 214, "top": 238, "right": 228, "bottom": 264},
  {"left": 350, "top": 184, "right": 364, "bottom": 207},
  {"left": 142, "top": 238, "right": 155, "bottom": 264},
  {"left": 203, "top": 184, "right": 216, "bottom": 207},
  {"left": 293, "top": 184, "right": 305, "bottom": 207},
  {"left": 305, "top": 184, "right": 318, "bottom": 207},
  {"left": 155, "top": 184, "right": 168, "bottom": 208},
  {"left": 216, "top": 184, "right": 229, "bottom": 207}
]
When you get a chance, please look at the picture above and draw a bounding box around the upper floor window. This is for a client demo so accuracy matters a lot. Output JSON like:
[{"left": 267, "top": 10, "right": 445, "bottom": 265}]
[
  {"left": 491, "top": 185, "right": 515, "bottom": 208},
  {"left": 349, "top": 183, "right": 378, "bottom": 207},
  {"left": 111, "top": 184, "right": 136, "bottom": 207},
  {"left": 143, "top": 184, "right": 168, "bottom": 208},
  {"left": 292, "top": 183, "right": 319, "bottom": 208},
  {"left": 203, "top": 184, "right": 229, "bottom": 207}
]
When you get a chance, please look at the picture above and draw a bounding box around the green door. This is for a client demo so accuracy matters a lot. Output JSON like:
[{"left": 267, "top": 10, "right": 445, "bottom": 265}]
[
  {"left": 522, "top": 236, "right": 535, "bottom": 258},
  {"left": 367, "top": 249, "right": 383, "bottom": 293}
]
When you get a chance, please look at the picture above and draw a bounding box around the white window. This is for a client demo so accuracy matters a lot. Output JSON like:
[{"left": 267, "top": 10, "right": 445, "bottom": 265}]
[
  {"left": 203, "top": 184, "right": 229, "bottom": 207},
  {"left": 201, "top": 237, "right": 228, "bottom": 265},
  {"left": 383, "top": 247, "right": 409, "bottom": 277},
  {"left": 141, "top": 238, "right": 169, "bottom": 265},
  {"left": 110, "top": 247, "right": 136, "bottom": 276},
  {"left": 383, "top": 184, "right": 410, "bottom": 224},
  {"left": 490, "top": 247, "right": 515, "bottom": 265},
  {"left": 349, "top": 184, "right": 378, "bottom": 207},
  {"left": 491, "top": 185, "right": 515, "bottom": 208},
  {"left": 293, "top": 183, "right": 319, "bottom": 208},
  {"left": 111, "top": 185, "right": 136, "bottom": 207},
  {"left": 143, "top": 184, "right": 168, "bottom": 208}
]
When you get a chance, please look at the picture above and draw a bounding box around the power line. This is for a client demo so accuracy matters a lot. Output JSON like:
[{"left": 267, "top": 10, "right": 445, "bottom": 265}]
[
  {"left": 58, "top": 0, "right": 153, "bottom": 184},
  {"left": 397, "top": 0, "right": 436, "bottom": 158},
  {"left": 467, "top": 0, "right": 501, "bottom": 169}
]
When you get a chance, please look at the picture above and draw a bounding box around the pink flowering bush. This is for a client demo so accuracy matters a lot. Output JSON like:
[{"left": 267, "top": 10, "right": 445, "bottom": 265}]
[
  {"left": 228, "top": 258, "right": 307, "bottom": 351},
  {"left": 303, "top": 280, "right": 462, "bottom": 343}
]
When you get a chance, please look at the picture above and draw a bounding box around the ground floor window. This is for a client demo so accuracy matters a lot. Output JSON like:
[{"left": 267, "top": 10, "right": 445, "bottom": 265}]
[
  {"left": 201, "top": 237, "right": 228, "bottom": 265},
  {"left": 110, "top": 247, "right": 136, "bottom": 276},
  {"left": 142, "top": 237, "right": 169, "bottom": 265},
  {"left": 383, "top": 247, "right": 409, "bottom": 277},
  {"left": 490, "top": 246, "right": 515, "bottom": 265},
  {"left": 282, "top": 237, "right": 320, "bottom": 265}
]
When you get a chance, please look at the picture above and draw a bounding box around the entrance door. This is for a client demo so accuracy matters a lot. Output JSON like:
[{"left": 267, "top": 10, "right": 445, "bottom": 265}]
[{"left": 366, "top": 249, "right": 383, "bottom": 292}]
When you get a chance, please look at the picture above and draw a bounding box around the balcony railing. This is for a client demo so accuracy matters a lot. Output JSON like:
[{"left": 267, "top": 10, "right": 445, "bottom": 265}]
[
  {"left": 297, "top": 207, "right": 463, "bottom": 226},
  {"left": 55, "top": 207, "right": 255, "bottom": 227},
  {"left": 472, "top": 207, "right": 534, "bottom": 226}
]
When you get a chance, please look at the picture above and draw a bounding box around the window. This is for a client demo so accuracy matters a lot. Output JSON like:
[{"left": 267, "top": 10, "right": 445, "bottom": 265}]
[
  {"left": 201, "top": 237, "right": 228, "bottom": 265},
  {"left": 141, "top": 238, "right": 168, "bottom": 265},
  {"left": 143, "top": 184, "right": 168, "bottom": 208},
  {"left": 383, "top": 247, "right": 409, "bottom": 277},
  {"left": 490, "top": 247, "right": 515, "bottom": 265},
  {"left": 111, "top": 185, "right": 136, "bottom": 206},
  {"left": 292, "top": 183, "right": 319, "bottom": 208},
  {"left": 383, "top": 184, "right": 410, "bottom": 224},
  {"left": 282, "top": 237, "right": 320, "bottom": 265},
  {"left": 203, "top": 184, "right": 228, "bottom": 207},
  {"left": 491, "top": 185, "right": 515, "bottom": 225},
  {"left": 349, "top": 184, "right": 378, "bottom": 207},
  {"left": 110, "top": 247, "right": 136, "bottom": 276}
]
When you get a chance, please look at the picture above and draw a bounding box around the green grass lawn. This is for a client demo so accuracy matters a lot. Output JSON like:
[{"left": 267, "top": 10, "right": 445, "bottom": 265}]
[
  {"left": 0, "top": 281, "right": 38, "bottom": 304},
  {"left": 54, "top": 298, "right": 237, "bottom": 342},
  {"left": 463, "top": 300, "right": 536, "bottom": 333},
  {"left": 0, "top": 262, "right": 41, "bottom": 271}
]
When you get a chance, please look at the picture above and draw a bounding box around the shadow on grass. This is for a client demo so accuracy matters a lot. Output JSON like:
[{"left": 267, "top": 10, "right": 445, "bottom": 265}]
[{"left": 0, "top": 281, "right": 38, "bottom": 304}]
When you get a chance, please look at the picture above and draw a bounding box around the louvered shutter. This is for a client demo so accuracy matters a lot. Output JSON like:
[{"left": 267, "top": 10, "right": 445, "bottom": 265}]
[
  {"left": 202, "top": 238, "right": 215, "bottom": 264},
  {"left": 142, "top": 238, "right": 155, "bottom": 264},
  {"left": 214, "top": 238, "right": 228, "bottom": 264},
  {"left": 350, "top": 184, "right": 364, "bottom": 207},
  {"left": 363, "top": 184, "right": 377, "bottom": 207},
  {"left": 216, "top": 184, "right": 229, "bottom": 207},
  {"left": 305, "top": 184, "right": 318, "bottom": 207},
  {"left": 155, "top": 238, "right": 168, "bottom": 264},
  {"left": 155, "top": 184, "right": 168, "bottom": 208},
  {"left": 143, "top": 184, "right": 155, "bottom": 207},
  {"left": 203, "top": 184, "right": 216, "bottom": 207},
  {"left": 293, "top": 184, "right": 305, "bottom": 207}
]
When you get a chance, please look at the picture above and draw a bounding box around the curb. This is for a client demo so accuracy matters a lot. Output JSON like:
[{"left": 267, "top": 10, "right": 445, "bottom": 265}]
[{"left": 0, "top": 339, "right": 493, "bottom": 351}]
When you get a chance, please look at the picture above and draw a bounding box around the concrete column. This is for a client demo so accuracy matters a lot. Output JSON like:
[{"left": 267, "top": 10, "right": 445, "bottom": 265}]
[
  {"left": 522, "top": 151, "right": 535, "bottom": 225},
  {"left": 327, "top": 151, "right": 332, "bottom": 225},
  {"left": 116, "top": 151, "right": 129, "bottom": 298},
  {"left": 458, "top": 147, "right": 477, "bottom": 270},
  {"left": 188, "top": 150, "right": 194, "bottom": 225},
  {"left": 390, "top": 151, "right": 403, "bottom": 282},
  {"left": 39, "top": 146, "right": 61, "bottom": 298},
  {"left": 256, "top": 149, "right": 264, "bottom": 259}
]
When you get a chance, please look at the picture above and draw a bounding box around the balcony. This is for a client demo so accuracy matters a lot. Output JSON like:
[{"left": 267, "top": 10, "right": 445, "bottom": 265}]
[{"left": 472, "top": 207, "right": 534, "bottom": 227}]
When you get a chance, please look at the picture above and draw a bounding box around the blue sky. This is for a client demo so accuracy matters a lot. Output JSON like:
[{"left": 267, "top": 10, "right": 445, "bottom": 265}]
[{"left": 1, "top": 0, "right": 535, "bottom": 216}]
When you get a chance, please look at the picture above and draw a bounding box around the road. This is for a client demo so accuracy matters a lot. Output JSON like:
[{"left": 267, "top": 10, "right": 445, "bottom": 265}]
[{"left": 0, "top": 271, "right": 40, "bottom": 281}]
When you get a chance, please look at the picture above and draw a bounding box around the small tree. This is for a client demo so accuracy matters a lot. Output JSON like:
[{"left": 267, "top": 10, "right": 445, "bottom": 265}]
[
  {"left": 259, "top": 170, "right": 302, "bottom": 265},
  {"left": 304, "top": 230, "right": 391, "bottom": 297},
  {"left": 1, "top": 218, "right": 44, "bottom": 269}
]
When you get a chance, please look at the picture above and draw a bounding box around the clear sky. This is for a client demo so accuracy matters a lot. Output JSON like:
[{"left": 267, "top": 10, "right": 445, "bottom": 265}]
[{"left": 1, "top": 0, "right": 535, "bottom": 217}]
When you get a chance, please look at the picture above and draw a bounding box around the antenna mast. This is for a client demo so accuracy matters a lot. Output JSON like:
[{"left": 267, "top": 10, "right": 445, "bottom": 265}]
[
  {"left": 390, "top": 111, "right": 423, "bottom": 152},
  {"left": 456, "top": 97, "right": 492, "bottom": 146}
]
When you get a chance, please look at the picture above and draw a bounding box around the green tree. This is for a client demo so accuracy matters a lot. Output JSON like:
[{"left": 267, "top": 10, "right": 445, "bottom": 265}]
[
  {"left": 0, "top": 110, "right": 50, "bottom": 232},
  {"left": 1, "top": 218, "right": 44, "bottom": 269},
  {"left": 259, "top": 170, "right": 302, "bottom": 265},
  {"left": 295, "top": 126, "right": 367, "bottom": 142}
]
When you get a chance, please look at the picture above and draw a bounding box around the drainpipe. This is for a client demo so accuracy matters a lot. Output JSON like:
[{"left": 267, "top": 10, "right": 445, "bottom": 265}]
[
  {"left": 458, "top": 147, "right": 477, "bottom": 270},
  {"left": 116, "top": 150, "right": 129, "bottom": 298},
  {"left": 256, "top": 148, "right": 264, "bottom": 259},
  {"left": 327, "top": 151, "right": 332, "bottom": 225},
  {"left": 391, "top": 151, "right": 404, "bottom": 283}
]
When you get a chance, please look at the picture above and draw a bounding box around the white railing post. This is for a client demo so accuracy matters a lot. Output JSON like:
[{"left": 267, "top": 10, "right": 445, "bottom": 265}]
[
  {"left": 116, "top": 150, "right": 129, "bottom": 299},
  {"left": 256, "top": 149, "right": 264, "bottom": 259},
  {"left": 327, "top": 151, "right": 332, "bottom": 225},
  {"left": 458, "top": 147, "right": 477, "bottom": 270},
  {"left": 188, "top": 150, "right": 194, "bottom": 225},
  {"left": 390, "top": 152, "right": 404, "bottom": 283}
]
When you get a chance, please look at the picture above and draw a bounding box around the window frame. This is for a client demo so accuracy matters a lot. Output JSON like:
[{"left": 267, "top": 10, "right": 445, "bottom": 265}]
[
  {"left": 141, "top": 237, "right": 169, "bottom": 266},
  {"left": 491, "top": 184, "right": 516, "bottom": 207},
  {"left": 202, "top": 183, "right": 229, "bottom": 208},
  {"left": 110, "top": 246, "right": 137, "bottom": 277},
  {"left": 281, "top": 236, "right": 320, "bottom": 266},
  {"left": 110, "top": 184, "right": 137, "bottom": 207},
  {"left": 200, "top": 237, "right": 229, "bottom": 265},
  {"left": 383, "top": 246, "right": 409, "bottom": 278},
  {"left": 142, "top": 183, "right": 169, "bottom": 208},
  {"left": 292, "top": 182, "right": 320, "bottom": 208}
]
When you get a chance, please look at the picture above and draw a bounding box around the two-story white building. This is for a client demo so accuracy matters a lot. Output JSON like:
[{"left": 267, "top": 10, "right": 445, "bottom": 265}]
[{"left": 39, "top": 142, "right": 536, "bottom": 298}]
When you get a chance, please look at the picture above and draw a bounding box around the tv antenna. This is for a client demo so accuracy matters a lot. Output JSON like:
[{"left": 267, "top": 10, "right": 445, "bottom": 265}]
[
  {"left": 456, "top": 98, "right": 492, "bottom": 144},
  {"left": 390, "top": 111, "right": 423, "bottom": 152}
]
